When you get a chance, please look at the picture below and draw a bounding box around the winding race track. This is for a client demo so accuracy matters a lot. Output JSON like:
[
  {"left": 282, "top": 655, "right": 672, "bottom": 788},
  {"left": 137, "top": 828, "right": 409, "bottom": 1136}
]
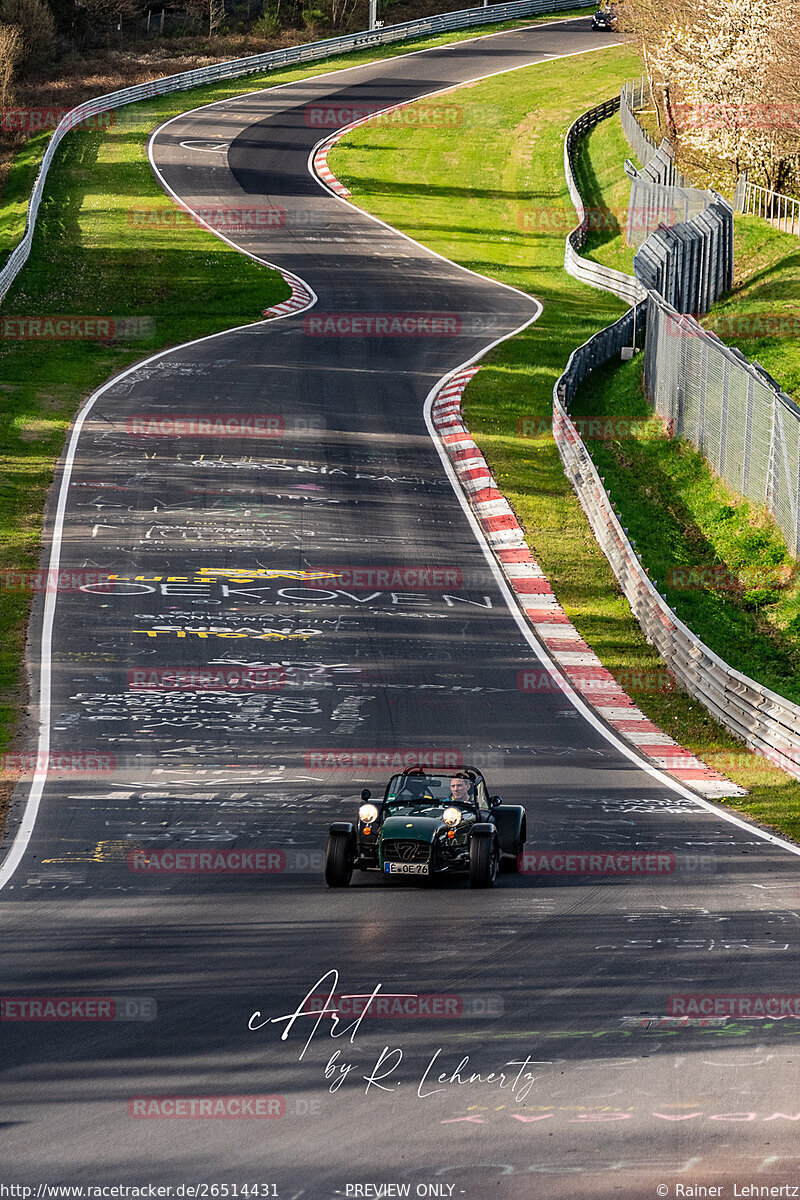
[{"left": 3, "top": 16, "right": 800, "bottom": 1197}]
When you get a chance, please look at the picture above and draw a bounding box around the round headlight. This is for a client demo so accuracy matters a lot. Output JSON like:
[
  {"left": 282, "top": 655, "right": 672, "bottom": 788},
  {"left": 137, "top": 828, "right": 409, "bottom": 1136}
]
[
  {"left": 442, "top": 807, "right": 462, "bottom": 826},
  {"left": 359, "top": 803, "right": 379, "bottom": 824}
]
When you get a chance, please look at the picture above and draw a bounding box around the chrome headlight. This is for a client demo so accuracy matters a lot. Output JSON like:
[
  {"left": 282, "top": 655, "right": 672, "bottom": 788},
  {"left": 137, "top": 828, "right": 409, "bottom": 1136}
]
[
  {"left": 442, "top": 807, "right": 462, "bottom": 826},
  {"left": 359, "top": 803, "right": 379, "bottom": 824}
]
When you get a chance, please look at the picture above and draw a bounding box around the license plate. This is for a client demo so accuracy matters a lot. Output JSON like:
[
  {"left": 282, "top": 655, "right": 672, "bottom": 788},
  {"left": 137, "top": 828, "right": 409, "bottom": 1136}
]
[{"left": 384, "top": 862, "right": 429, "bottom": 875}]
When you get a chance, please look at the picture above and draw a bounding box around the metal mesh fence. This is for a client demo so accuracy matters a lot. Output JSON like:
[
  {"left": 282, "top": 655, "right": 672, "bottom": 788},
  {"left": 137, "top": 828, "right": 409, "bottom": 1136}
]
[
  {"left": 643, "top": 292, "right": 800, "bottom": 554},
  {"left": 626, "top": 158, "right": 710, "bottom": 248},
  {"left": 619, "top": 80, "right": 734, "bottom": 314},
  {"left": 619, "top": 79, "right": 657, "bottom": 169}
]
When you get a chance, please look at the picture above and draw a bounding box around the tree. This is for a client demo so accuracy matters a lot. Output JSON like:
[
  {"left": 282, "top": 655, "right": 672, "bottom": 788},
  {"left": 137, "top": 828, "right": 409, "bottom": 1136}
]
[
  {"left": 639, "top": 0, "right": 799, "bottom": 191},
  {"left": 184, "top": 0, "right": 225, "bottom": 35},
  {"left": 620, "top": 0, "right": 690, "bottom": 135},
  {"left": 0, "top": 23, "right": 20, "bottom": 109},
  {"left": 0, "top": 0, "right": 54, "bottom": 71}
]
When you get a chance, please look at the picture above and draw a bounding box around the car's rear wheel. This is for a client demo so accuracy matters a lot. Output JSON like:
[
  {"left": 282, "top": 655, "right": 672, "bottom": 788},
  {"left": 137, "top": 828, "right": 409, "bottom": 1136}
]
[
  {"left": 469, "top": 832, "right": 498, "bottom": 888},
  {"left": 325, "top": 830, "right": 354, "bottom": 887}
]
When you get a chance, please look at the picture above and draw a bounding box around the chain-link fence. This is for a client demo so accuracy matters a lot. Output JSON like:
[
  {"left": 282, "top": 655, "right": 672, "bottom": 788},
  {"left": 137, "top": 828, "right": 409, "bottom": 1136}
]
[
  {"left": 644, "top": 291, "right": 800, "bottom": 555},
  {"left": 625, "top": 148, "right": 708, "bottom": 248},
  {"left": 619, "top": 79, "right": 658, "bottom": 169},
  {"left": 619, "top": 80, "right": 734, "bottom": 315}
]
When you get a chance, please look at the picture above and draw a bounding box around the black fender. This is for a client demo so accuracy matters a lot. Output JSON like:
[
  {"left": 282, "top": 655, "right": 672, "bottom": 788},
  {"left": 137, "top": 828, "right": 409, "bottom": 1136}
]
[
  {"left": 471, "top": 822, "right": 499, "bottom": 843},
  {"left": 328, "top": 821, "right": 357, "bottom": 843},
  {"left": 492, "top": 805, "right": 527, "bottom": 858}
]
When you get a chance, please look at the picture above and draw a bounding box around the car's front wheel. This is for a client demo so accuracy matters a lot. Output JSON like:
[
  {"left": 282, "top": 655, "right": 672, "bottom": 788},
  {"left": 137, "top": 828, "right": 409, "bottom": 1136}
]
[
  {"left": 325, "top": 830, "right": 354, "bottom": 887},
  {"left": 469, "top": 832, "right": 498, "bottom": 888}
]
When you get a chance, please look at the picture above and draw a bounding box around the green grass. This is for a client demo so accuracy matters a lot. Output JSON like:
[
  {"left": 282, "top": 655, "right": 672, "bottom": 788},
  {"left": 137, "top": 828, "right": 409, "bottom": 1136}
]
[
  {"left": 331, "top": 45, "right": 800, "bottom": 838},
  {"left": 570, "top": 360, "right": 800, "bottom": 701},
  {"left": 572, "top": 111, "right": 637, "bottom": 274},
  {"left": 0, "top": 9, "right": 592, "bottom": 778},
  {"left": 704, "top": 215, "right": 800, "bottom": 404},
  {"left": 0, "top": 132, "right": 51, "bottom": 260}
]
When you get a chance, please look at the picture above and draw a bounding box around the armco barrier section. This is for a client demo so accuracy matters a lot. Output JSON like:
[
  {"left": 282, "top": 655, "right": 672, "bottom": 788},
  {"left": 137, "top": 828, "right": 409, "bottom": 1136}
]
[
  {"left": 0, "top": 0, "right": 593, "bottom": 306},
  {"left": 563, "top": 98, "right": 647, "bottom": 305},
  {"left": 556, "top": 98, "right": 800, "bottom": 779}
]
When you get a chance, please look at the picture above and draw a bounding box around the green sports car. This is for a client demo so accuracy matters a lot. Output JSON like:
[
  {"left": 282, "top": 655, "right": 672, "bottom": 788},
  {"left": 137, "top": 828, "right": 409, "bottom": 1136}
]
[{"left": 324, "top": 765, "right": 527, "bottom": 889}]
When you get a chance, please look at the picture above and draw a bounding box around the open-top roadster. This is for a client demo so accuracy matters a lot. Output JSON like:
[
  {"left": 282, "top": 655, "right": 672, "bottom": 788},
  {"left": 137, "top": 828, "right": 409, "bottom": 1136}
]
[{"left": 324, "top": 766, "right": 527, "bottom": 888}]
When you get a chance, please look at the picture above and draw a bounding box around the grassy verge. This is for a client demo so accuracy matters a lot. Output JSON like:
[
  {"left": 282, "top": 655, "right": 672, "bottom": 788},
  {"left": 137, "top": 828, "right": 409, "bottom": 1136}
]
[
  {"left": 571, "top": 111, "right": 637, "bottom": 274},
  {"left": 331, "top": 45, "right": 800, "bottom": 837}
]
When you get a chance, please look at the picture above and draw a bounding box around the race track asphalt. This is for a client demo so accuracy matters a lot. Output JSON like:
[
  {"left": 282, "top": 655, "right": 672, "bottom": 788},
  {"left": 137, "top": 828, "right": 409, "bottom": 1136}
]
[{"left": 2, "top": 17, "right": 800, "bottom": 1198}]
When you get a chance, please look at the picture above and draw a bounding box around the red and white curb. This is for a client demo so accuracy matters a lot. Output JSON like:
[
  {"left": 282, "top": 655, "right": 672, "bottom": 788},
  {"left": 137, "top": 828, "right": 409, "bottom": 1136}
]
[
  {"left": 432, "top": 370, "right": 744, "bottom": 800},
  {"left": 313, "top": 140, "right": 352, "bottom": 198},
  {"left": 263, "top": 273, "right": 315, "bottom": 318}
]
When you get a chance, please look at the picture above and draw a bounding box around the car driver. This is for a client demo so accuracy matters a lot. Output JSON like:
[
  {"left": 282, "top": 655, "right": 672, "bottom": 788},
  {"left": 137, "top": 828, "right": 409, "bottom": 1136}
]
[{"left": 448, "top": 774, "right": 474, "bottom": 804}]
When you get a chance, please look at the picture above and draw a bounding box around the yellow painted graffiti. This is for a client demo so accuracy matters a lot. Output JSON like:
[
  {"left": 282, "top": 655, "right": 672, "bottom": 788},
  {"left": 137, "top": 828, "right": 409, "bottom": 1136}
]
[
  {"left": 107, "top": 568, "right": 339, "bottom": 585},
  {"left": 133, "top": 629, "right": 321, "bottom": 640},
  {"left": 43, "top": 840, "right": 138, "bottom": 864}
]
